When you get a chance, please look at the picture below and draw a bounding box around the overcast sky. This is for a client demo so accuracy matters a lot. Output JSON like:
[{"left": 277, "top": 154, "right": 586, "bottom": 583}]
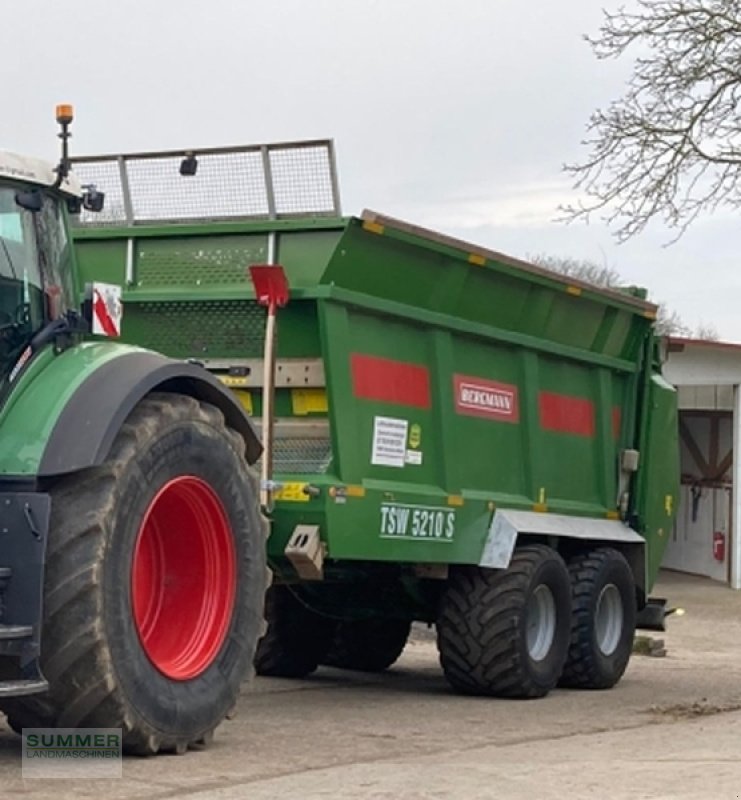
[{"left": 3, "top": 1, "right": 737, "bottom": 340}]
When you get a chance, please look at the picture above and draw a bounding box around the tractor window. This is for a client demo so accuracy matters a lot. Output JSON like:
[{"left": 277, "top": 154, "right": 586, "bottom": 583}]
[
  {"left": 0, "top": 209, "right": 23, "bottom": 243},
  {"left": 0, "top": 185, "right": 56, "bottom": 385},
  {"left": 35, "top": 194, "right": 76, "bottom": 315},
  {"left": 0, "top": 185, "right": 77, "bottom": 384},
  {"left": 0, "top": 187, "right": 44, "bottom": 333}
]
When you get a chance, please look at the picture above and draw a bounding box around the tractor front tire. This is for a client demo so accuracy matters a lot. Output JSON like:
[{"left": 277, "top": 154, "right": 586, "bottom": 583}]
[
  {"left": 1, "top": 392, "right": 267, "bottom": 755},
  {"left": 322, "top": 618, "right": 411, "bottom": 672},
  {"left": 255, "top": 586, "right": 336, "bottom": 678},
  {"left": 559, "top": 548, "right": 636, "bottom": 690},
  {"left": 437, "top": 546, "right": 572, "bottom": 698}
]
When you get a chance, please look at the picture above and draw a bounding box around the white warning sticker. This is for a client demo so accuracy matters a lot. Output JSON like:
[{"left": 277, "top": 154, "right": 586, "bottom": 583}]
[
  {"left": 91, "top": 282, "right": 123, "bottom": 338},
  {"left": 405, "top": 449, "right": 423, "bottom": 465},
  {"left": 371, "top": 416, "right": 408, "bottom": 468}
]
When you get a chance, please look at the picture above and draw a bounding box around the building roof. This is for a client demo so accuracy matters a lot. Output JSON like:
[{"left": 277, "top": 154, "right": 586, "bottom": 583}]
[
  {"left": 668, "top": 336, "right": 741, "bottom": 353},
  {"left": 665, "top": 337, "right": 741, "bottom": 388}
]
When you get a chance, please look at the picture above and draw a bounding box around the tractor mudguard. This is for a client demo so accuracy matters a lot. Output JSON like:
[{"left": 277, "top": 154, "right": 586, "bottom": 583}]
[{"left": 38, "top": 349, "right": 262, "bottom": 477}]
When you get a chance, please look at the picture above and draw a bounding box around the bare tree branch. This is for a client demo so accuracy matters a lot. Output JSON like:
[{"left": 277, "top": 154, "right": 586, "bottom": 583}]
[{"left": 563, "top": 0, "right": 741, "bottom": 241}]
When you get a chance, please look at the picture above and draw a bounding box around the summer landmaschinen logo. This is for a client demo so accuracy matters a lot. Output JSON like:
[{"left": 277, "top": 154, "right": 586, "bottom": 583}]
[{"left": 22, "top": 728, "right": 122, "bottom": 779}]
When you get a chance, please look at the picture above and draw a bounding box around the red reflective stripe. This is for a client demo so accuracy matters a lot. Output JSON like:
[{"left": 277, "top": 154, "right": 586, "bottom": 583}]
[
  {"left": 93, "top": 289, "right": 118, "bottom": 337},
  {"left": 351, "top": 354, "right": 431, "bottom": 409},
  {"left": 539, "top": 392, "right": 595, "bottom": 437}
]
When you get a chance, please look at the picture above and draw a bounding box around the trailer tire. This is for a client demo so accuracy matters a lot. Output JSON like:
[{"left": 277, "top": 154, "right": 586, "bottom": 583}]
[
  {"left": 255, "top": 586, "right": 336, "bottom": 678},
  {"left": 559, "top": 548, "right": 636, "bottom": 690},
  {"left": 437, "top": 546, "right": 572, "bottom": 698},
  {"left": 322, "top": 618, "right": 411, "bottom": 672},
  {"left": 1, "top": 392, "right": 267, "bottom": 755}
]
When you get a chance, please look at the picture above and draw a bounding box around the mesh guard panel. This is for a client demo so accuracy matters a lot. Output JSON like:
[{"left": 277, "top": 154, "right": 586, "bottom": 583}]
[
  {"left": 69, "top": 140, "right": 341, "bottom": 227},
  {"left": 126, "top": 300, "right": 266, "bottom": 360},
  {"left": 136, "top": 236, "right": 268, "bottom": 287},
  {"left": 270, "top": 437, "right": 333, "bottom": 474}
]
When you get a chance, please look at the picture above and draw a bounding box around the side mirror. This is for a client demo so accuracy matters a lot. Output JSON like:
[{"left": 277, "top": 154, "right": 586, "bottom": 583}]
[
  {"left": 82, "top": 186, "right": 105, "bottom": 213},
  {"left": 15, "top": 190, "right": 43, "bottom": 212}
]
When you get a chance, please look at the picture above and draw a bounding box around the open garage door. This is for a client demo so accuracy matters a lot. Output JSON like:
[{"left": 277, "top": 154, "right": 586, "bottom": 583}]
[{"left": 662, "top": 409, "right": 731, "bottom": 583}]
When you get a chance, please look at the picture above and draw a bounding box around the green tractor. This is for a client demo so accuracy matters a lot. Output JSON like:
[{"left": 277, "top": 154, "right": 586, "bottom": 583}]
[{"left": 0, "top": 106, "right": 267, "bottom": 754}]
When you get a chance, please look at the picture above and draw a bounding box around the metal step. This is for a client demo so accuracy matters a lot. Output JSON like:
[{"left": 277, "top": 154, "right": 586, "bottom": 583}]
[
  {"left": 0, "top": 625, "right": 32, "bottom": 640},
  {"left": 0, "top": 679, "right": 48, "bottom": 697}
]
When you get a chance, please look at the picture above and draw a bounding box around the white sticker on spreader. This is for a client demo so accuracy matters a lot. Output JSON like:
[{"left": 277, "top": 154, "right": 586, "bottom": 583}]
[
  {"left": 371, "top": 416, "right": 408, "bottom": 468},
  {"left": 405, "top": 449, "right": 422, "bottom": 465}
]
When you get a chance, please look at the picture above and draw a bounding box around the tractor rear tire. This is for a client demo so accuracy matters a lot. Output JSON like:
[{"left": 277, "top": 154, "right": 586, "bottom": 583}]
[
  {"left": 322, "top": 618, "right": 411, "bottom": 672},
  {"left": 1, "top": 392, "right": 267, "bottom": 755},
  {"left": 255, "top": 586, "right": 336, "bottom": 678},
  {"left": 559, "top": 547, "right": 636, "bottom": 690},
  {"left": 437, "top": 545, "right": 572, "bottom": 698}
]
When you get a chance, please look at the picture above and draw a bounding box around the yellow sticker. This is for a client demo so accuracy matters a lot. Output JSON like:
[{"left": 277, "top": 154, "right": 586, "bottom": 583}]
[
  {"left": 274, "top": 482, "right": 310, "bottom": 503},
  {"left": 233, "top": 390, "right": 253, "bottom": 415},
  {"left": 664, "top": 494, "right": 674, "bottom": 515},
  {"left": 362, "top": 220, "right": 385, "bottom": 235},
  {"left": 409, "top": 423, "right": 422, "bottom": 449},
  {"left": 291, "top": 389, "right": 328, "bottom": 416}
]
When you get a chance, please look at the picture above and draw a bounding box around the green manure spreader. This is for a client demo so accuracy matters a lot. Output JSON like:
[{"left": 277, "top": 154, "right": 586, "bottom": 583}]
[{"left": 70, "top": 136, "right": 679, "bottom": 704}]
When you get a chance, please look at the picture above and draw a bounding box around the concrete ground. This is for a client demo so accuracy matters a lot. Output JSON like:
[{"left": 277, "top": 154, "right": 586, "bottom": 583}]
[{"left": 3, "top": 570, "right": 741, "bottom": 799}]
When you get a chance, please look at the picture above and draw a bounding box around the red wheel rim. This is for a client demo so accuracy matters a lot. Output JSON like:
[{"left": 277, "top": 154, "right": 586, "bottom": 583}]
[{"left": 131, "top": 476, "right": 237, "bottom": 680}]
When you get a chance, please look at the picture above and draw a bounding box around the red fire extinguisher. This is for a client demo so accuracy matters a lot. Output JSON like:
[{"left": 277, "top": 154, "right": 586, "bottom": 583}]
[{"left": 713, "top": 531, "right": 726, "bottom": 562}]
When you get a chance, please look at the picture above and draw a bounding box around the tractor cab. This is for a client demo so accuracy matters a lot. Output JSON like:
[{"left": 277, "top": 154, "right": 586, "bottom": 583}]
[
  {"left": 0, "top": 106, "right": 105, "bottom": 389},
  {"left": 0, "top": 167, "right": 79, "bottom": 382}
]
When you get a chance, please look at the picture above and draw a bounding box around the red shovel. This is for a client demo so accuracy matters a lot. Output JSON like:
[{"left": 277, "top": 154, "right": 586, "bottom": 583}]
[{"left": 248, "top": 265, "right": 290, "bottom": 509}]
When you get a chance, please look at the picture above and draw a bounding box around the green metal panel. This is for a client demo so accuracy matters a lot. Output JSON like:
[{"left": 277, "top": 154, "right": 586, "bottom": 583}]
[
  {"left": 325, "top": 486, "right": 491, "bottom": 564},
  {"left": 319, "top": 298, "right": 637, "bottom": 513},
  {"left": 634, "top": 373, "right": 680, "bottom": 588},
  {"left": 321, "top": 217, "right": 652, "bottom": 363},
  {"left": 74, "top": 239, "right": 128, "bottom": 286},
  {"left": 0, "top": 341, "right": 148, "bottom": 475},
  {"left": 279, "top": 230, "right": 344, "bottom": 288},
  {"left": 306, "top": 293, "right": 636, "bottom": 566},
  {"left": 73, "top": 219, "right": 346, "bottom": 292},
  {"left": 536, "top": 356, "right": 611, "bottom": 511}
]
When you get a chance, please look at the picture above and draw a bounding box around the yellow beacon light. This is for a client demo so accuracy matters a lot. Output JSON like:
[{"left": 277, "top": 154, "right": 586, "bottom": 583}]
[{"left": 56, "top": 104, "right": 74, "bottom": 125}]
